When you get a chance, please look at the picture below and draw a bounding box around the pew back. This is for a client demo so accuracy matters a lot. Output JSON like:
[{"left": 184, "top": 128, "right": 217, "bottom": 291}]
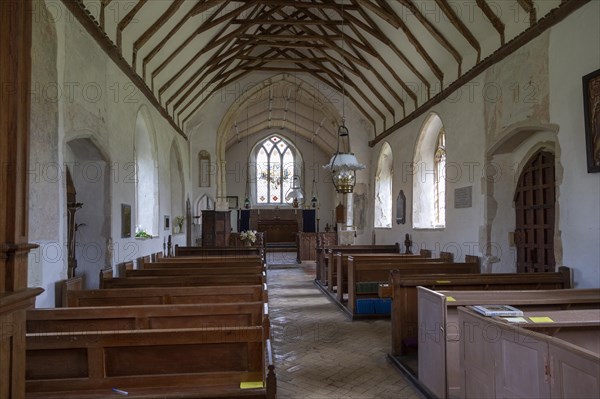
[
  {"left": 65, "top": 285, "right": 267, "bottom": 307},
  {"left": 418, "top": 287, "right": 600, "bottom": 398},
  {"left": 391, "top": 267, "right": 573, "bottom": 357},
  {"left": 101, "top": 274, "right": 265, "bottom": 289}
]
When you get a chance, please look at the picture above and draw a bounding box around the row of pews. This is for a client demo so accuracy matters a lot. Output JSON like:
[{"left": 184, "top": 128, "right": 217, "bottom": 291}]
[
  {"left": 314, "top": 243, "right": 600, "bottom": 399},
  {"left": 25, "top": 247, "right": 277, "bottom": 398}
]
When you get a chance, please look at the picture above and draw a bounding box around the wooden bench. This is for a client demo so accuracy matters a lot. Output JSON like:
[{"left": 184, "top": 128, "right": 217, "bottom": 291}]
[
  {"left": 157, "top": 255, "right": 263, "bottom": 263},
  {"left": 174, "top": 245, "right": 264, "bottom": 258},
  {"left": 28, "top": 302, "right": 270, "bottom": 335},
  {"left": 390, "top": 266, "right": 573, "bottom": 357},
  {"left": 65, "top": 285, "right": 268, "bottom": 307},
  {"left": 322, "top": 244, "right": 401, "bottom": 289},
  {"left": 335, "top": 253, "right": 436, "bottom": 301},
  {"left": 101, "top": 274, "right": 265, "bottom": 289},
  {"left": 315, "top": 232, "right": 337, "bottom": 282},
  {"left": 347, "top": 259, "right": 481, "bottom": 315},
  {"left": 125, "top": 266, "right": 265, "bottom": 277},
  {"left": 26, "top": 326, "right": 276, "bottom": 398},
  {"left": 418, "top": 287, "right": 600, "bottom": 398},
  {"left": 458, "top": 306, "right": 599, "bottom": 399}
]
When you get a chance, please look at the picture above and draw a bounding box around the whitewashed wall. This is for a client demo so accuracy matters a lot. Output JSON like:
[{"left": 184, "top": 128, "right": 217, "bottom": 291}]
[
  {"left": 372, "top": 1, "right": 600, "bottom": 288},
  {"left": 28, "top": 0, "right": 191, "bottom": 307}
]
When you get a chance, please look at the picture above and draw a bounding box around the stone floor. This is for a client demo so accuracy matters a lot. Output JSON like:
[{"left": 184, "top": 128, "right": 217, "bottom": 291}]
[{"left": 266, "top": 253, "right": 422, "bottom": 399}]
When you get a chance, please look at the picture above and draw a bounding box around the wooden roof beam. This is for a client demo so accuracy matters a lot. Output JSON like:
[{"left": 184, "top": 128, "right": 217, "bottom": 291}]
[
  {"left": 99, "top": 0, "right": 113, "bottom": 31},
  {"left": 517, "top": 0, "right": 537, "bottom": 25},
  {"left": 142, "top": 0, "right": 228, "bottom": 80},
  {"left": 435, "top": 0, "right": 481, "bottom": 63},
  {"left": 132, "top": 0, "right": 185, "bottom": 70},
  {"left": 396, "top": 0, "right": 463, "bottom": 76},
  {"left": 116, "top": 0, "right": 148, "bottom": 53},
  {"left": 475, "top": 0, "right": 505, "bottom": 45},
  {"left": 231, "top": 18, "right": 345, "bottom": 26},
  {"left": 355, "top": 0, "right": 402, "bottom": 28}
]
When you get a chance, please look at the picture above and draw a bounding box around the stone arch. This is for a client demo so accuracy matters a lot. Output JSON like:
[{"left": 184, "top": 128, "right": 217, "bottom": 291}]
[
  {"left": 374, "top": 142, "right": 393, "bottom": 228},
  {"left": 214, "top": 74, "right": 342, "bottom": 201},
  {"left": 483, "top": 122, "right": 562, "bottom": 273}
]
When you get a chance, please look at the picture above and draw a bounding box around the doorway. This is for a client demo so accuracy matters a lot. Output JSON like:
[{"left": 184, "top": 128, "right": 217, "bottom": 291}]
[{"left": 514, "top": 151, "right": 556, "bottom": 272}]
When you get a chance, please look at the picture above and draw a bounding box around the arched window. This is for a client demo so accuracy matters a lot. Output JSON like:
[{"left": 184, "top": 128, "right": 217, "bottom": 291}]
[
  {"left": 413, "top": 113, "right": 446, "bottom": 229},
  {"left": 198, "top": 150, "right": 211, "bottom": 187},
  {"left": 134, "top": 108, "right": 159, "bottom": 236},
  {"left": 374, "top": 142, "right": 393, "bottom": 228},
  {"left": 253, "top": 135, "right": 301, "bottom": 205},
  {"left": 434, "top": 130, "right": 446, "bottom": 226}
]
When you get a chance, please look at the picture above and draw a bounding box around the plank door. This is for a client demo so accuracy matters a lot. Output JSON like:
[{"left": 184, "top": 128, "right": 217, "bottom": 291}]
[{"left": 514, "top": 151, "right": 556, "bottom": 273}]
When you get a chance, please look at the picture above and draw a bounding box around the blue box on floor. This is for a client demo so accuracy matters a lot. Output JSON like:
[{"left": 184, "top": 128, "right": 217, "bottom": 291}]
[
  {"left": 374, "top": 298, "right": 392, "bottom": 315},
  {"left": 355, "top": 299, "right": 376, "bottom": 314}
]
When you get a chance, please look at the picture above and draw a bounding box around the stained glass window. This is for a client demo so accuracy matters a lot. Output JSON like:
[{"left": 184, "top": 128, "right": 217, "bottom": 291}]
[
  {"left": 434, "top": 129, "right": 446, "bottom": 226},
  {"left": 255, "top": 136, "right": 296, "bottom": 204}
]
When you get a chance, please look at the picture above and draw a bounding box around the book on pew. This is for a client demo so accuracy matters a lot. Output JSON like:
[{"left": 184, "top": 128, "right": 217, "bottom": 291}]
[{"left": 470, "top": 304, "right": 524, "bottom": 317}]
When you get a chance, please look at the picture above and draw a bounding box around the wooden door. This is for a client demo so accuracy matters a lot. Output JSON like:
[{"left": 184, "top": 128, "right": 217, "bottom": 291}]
[{"left": 514, "top": 151, "right": 556, "bottom": 273}]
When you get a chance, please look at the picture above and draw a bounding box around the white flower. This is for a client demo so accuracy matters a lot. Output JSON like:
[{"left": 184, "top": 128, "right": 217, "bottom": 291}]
[{"left": 239, "top": 230, "right": 257, "bottom": 243}]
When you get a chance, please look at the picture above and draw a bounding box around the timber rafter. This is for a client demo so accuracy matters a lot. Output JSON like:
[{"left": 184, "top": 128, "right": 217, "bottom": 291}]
[{"left": 67, "top": 0, "right": 582, "bottom": 142}]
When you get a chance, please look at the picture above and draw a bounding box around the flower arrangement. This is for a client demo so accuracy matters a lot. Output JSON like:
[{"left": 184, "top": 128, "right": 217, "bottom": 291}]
[
  {"left": 174, "top": 216, "right": 185, "bottom": 233},
  {"left": 239, "top": 230, "right": 257, "bottom": 244}
]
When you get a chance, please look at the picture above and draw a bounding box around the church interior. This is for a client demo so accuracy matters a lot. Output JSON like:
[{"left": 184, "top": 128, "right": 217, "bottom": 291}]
[{"left": 1, "top": 0, "right": 599, "bottom": 398}]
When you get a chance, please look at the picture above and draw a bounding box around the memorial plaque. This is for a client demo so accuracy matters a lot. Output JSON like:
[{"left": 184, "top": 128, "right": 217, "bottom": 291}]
[{"left": 454, "top": 186, "right": 472, "bottom": 208}]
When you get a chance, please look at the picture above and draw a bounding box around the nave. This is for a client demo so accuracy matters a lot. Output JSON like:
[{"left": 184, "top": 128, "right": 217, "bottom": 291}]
[{"left": 266, "top": 253, "right": 421, "bottom": 399}]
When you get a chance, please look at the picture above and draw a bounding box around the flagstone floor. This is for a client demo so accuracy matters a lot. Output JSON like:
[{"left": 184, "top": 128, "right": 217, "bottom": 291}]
[{"left": 267, "top": 256, "right": 423, "bottom": 399}]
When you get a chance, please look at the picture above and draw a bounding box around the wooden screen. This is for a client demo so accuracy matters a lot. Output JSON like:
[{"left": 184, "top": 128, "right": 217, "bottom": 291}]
[{"left": 514, "top": 151, "right": 556, "bottom": 273}]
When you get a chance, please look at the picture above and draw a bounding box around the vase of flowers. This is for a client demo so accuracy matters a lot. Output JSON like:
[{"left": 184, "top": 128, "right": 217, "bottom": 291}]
[
  {"left": 174, "top": 216, "right": 185, "bottom": 234},
  {"left": 239, "top": 230, "right": 257, "bottom": 246}
]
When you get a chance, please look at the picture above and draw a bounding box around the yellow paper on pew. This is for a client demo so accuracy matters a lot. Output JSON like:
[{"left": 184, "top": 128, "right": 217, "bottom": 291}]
[
  {"left": 436, "top": 280, "right": 451, "bottom": 284},
  {"left": 446, "top": 296, "right": 456, "bottom": 302},
  {"left": 240, "top": 381, "right": 264, "bottom": 389},
  {"left": 529, "top": 316, "right": 554, "bottom": 323}
]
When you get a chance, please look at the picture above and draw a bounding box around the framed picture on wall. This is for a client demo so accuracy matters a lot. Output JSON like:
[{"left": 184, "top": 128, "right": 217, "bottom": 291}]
[
  {"left": 164, "top": 215, "right": 170, "bottom": 230},
  {"left": 583, "top": 68, "right": 600, "bottom": 173},
  {"left": 226, "top": 196, "right": 238, "bottom": 209},
  {"left": 121, "top": 204, "right": 131, "bottom": 238}
]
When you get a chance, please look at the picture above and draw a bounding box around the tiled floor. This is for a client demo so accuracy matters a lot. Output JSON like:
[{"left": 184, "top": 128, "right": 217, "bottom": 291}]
[{"left": 267, "top": 255, "right": 422, "bottom": 399}]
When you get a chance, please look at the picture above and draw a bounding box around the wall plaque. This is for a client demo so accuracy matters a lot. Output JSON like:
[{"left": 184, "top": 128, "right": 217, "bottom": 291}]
[{"left": 454, "top": 186, "right": 472, "bottom": 209}]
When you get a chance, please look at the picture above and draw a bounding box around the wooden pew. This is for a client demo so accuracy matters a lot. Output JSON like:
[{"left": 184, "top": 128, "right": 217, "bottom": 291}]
[
  {"left": 174, "top": 245, "right": 264, "bottom": 258},
  {"left": 348, "top": 260, "right": 480, "bottom": 316},
  {"left": 101, "top": 274, "right": 265, "bottom": 289},
  {"left": 125, "top": 266, "right": 264, "bottom": 277},
  {"left": 26, "top": 326, "right": 276, "bottom": 398},
  {"left": 315, "top": 232, "right": 337, "bottom": 282},
  {"left": 157, "top": 255, "right": 263, "bottom": 263},
  {"left": 418, "top": 287, "right": 600, "bottom": 398},
  {"left": 323, "top": 244, "right": 401, "bottom": 290},
  {"left": 458, "top": 306, "right": 599, "bottom": 399},
  {"left": 59, "top": 276, "right": 83, "bottom": 307},
  {"left": 335, "top": 252, "right": 434, "bottom": 302},
  {"left": 28, "top": 302, "right": 269, "bottom": 333},
  {"left": 65, "top": 285, "right": 268, "bottom": 307},
  {"left": 390, "top": 266, "right": 573, "bottom": 357}
]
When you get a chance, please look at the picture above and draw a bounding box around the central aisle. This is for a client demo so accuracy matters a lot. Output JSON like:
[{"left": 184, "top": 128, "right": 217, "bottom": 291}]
[{"left": 267, "top": 255, "right": 422, "bottom": 399}]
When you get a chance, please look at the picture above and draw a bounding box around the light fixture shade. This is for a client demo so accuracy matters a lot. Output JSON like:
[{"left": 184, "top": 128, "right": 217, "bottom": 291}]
[
  {"left": 323, "top": 152, "right": 365, "bottom": 193},
  {"left": 285, "top": 188, "right": 304, "bottom": 201}
]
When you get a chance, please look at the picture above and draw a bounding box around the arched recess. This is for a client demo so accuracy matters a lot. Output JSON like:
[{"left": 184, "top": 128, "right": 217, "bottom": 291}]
[
  {"left": 170, "top": 140, "right": 184, "bottom": 233},
  {"left": 198, "top": 150, "right": 211, "bottom": 187},
  {"left": 374, "top": 142, "right": 393, "bottom": 228},
  {"left": 214, "top": 74, "right": 342, "bottom": 200},
  {"left": 65, "top": 136, "right": 111, "bottom": 289},
  {"left": 484, "top": 122, "right": 561, "bottom": 273},
  {"left": 412, "top": 113, "right": 446, "bottom": 229},
  {"left": 134, "top": 106, "right": 159, "bottom": 236}
]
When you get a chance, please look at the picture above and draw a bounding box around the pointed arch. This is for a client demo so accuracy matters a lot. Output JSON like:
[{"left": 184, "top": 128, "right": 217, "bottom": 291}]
[
  {"left": 134, "top": 105, "right": 159, "bottom": 235},
  {"left": 374, "top": 142, "right": 393, "bottom": 228},
  {"left": 413, "top": 113, "right": 446, "bottom": 229},
  {"left": 170, "top": 140, "right": 184, "bottom": 233}
]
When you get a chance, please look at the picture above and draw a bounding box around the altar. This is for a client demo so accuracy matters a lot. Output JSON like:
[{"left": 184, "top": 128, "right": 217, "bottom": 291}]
[{"left": 239, "top": 209, "right": 316, "bottom": 244}]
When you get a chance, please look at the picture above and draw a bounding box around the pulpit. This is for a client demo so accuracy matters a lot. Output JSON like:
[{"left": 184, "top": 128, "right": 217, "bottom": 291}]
[{"left": 201, "top": 210, "right": 231, "bottom": 246}]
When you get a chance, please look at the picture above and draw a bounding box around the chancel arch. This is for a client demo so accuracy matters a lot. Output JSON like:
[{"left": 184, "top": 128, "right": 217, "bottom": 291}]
[
  {"left": 134, "top": 106, "right": 159, "bottom": 236},
  {"left": 412, "top": 113, "right": 446, "bottom": 229},
  {"left": 374, "top": 142, "right": 393, "bottom": 228}
]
